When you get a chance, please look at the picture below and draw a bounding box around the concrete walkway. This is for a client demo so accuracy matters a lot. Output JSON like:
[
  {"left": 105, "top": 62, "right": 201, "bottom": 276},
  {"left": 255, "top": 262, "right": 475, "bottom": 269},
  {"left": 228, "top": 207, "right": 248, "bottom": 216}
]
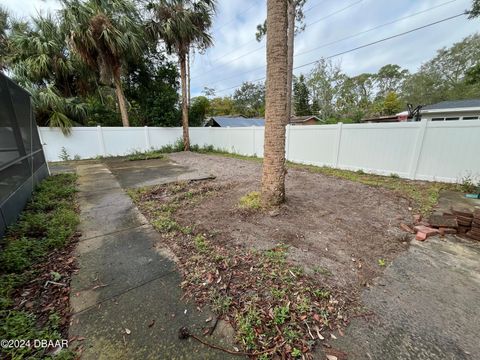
[
  {"left": 69, "top": 163, "right": 235, "bottom": 359},
  {"left": 329, "top": 236, "right": 480, "bottom": 360}
]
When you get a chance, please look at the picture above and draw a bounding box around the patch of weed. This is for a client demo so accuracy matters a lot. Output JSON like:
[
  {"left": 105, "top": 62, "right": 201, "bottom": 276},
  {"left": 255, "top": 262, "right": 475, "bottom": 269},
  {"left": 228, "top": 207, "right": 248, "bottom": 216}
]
[
  {"left": 239, "top": 191, "right": 261, "bottom": 210},
  {"left": 313, "top": 289, "right": 330, "bottom": 299},
  {"left": 236, "top": 308, "right": 261, "bottom": 350},
  {"left": 313, "top": 266, "right": 333, "bottom": 277},
  {"left": 211, "top": 293, "right": 232, "bottom": 315},
  {"left": 264, "top": 245, "right": 288, "bottom": 264},
  {"left": 194, "top": 234, "right": 209, "bottom": 253},
  {"left": 126, "top": 149, "right": 164, "bottom": 161},
  {"left": 272, "top": 304, "right": 290, "bottom": 325},
  {"left": 0, "top": 174, "right": 79, "bottom": 359}
]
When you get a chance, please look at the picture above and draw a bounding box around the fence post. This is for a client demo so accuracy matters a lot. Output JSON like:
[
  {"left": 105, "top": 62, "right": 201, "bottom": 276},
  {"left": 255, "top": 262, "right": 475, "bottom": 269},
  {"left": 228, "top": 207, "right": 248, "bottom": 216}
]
[
  {"left": 285, "top": 124, "right": 291, "bottom": 161},
  {"left": 144, "top": 126, "right": 151, "bottom": 150},
  {"left": 252, "top": 126, "right": 256, "bottom": 156},
  {"left": 97, "top": 125, "right": 106, "bottom": 156},
  {"left": 333, "top": 122, "right": 343, "bottom": 167},
  {"left": 409, "top": 119, "right": 428, "bottom": 180}
]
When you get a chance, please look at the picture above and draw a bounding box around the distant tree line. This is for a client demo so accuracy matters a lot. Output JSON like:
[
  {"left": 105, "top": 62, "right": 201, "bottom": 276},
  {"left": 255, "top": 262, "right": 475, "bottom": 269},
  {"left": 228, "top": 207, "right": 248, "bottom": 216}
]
[
  {"left": 196, "top": 33, "right": 480, "bottom": 123},
  {"left": 291, "top": 34, "right": 480, "bottom": 123}
]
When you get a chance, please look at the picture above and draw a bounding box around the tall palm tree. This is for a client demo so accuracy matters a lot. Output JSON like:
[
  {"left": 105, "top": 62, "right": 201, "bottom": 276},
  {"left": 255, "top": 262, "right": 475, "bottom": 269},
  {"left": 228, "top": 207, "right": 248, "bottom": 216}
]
[
  {"left": 256, "top": 0, "right": 306, "bottom": 121},
  {"left": 9, "top": 14, "right": 75, "bottom": 96},
  {"left": 0, "top": 7, "right": 10, "bottom": 69},
  {"left": 147, "top": 0, "right": 216, "bottom": 151},
  {"left": 61, "top": 0, "right": 144, "bottom": 127},
  {"left": 261, "top": 0, "right": 288, "bottom": 206}
]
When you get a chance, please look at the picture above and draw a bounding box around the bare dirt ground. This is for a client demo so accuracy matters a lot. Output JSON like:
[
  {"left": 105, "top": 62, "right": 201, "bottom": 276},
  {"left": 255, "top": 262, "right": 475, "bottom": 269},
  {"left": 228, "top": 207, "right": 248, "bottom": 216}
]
[{"left": 168, "top": 152, "right": 412, "bottom": 293}]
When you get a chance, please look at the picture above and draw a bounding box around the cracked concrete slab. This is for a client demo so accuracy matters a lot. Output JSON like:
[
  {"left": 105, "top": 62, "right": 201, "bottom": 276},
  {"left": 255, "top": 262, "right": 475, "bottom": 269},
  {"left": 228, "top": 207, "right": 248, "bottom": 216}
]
[{"left": 105, "top": 156, "right": 214, "bottom": 189}]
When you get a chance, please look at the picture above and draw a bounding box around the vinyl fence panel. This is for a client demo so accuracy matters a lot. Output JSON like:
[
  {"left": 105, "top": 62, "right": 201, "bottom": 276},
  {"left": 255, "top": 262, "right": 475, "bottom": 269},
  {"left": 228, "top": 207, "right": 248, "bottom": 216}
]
[{"left": 39, "top": 120, "right": 480, "bottom": 183}]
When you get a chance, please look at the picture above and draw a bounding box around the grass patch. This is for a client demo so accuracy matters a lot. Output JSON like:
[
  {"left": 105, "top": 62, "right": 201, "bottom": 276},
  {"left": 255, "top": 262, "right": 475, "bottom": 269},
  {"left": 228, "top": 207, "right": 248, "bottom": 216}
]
[
  {"left": 0, "top": 174, "right": 78, "bottom": 360},
  {"left": 126, "top": 149, "right": 164, "bottom": 161},
  {"left": 239, "top": 191, "right": 261, "bottom": 210}
]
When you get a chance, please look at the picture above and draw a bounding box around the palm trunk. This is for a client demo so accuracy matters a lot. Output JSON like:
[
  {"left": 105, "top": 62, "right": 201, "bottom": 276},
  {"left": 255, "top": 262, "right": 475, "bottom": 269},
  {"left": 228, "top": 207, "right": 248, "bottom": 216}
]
[
  {"left": 113, "top": 69, "right": 129, "bottom": 127},
  {"left": 187, "top": 47, "right": 191, "bottom": 107},
  {"left": 180, "top": 55, "right": 190, "bottom": 151},
  {"left": 286, "top": 0, "right": 295, "bottom": 122},
  {"left": 261, "top": 0, "right": 288, "bottom": 206}
]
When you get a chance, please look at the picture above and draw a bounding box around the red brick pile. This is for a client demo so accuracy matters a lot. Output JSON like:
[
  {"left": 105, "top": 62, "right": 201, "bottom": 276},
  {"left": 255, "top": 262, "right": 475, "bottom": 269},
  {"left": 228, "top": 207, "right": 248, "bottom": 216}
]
[
  {"left": 405, "top": 207, "right": 480, "bottom": 241},
  {"left": 467, "top": 208, "right": 480, "bottom": 241}
]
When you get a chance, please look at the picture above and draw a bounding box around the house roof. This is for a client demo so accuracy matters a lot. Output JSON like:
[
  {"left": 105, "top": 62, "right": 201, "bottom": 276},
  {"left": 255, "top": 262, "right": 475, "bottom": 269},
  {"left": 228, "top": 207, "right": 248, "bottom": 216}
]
[
  {"left": 361, "top": 115, "right": 402, "bottom": 122},
  {"left": 422, "top": 99, "right": 480, "bottom": 111},
  {"left": 207, "top": 117, "right": 265, "bottom": 127},
  {"left": 290, "top": 115, "right": 322, "bottom": 124}
]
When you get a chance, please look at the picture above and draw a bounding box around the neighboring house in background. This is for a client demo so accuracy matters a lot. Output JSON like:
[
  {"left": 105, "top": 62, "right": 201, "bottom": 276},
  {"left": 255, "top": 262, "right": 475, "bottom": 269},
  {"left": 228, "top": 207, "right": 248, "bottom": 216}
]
[
  {"left": 204, "top": 115, "right": 324, "bottom": 127},
  {"left": 289, "top": 115, "right": 324, "bottom": 125},
  {"left": 420, "top": 99, "right": 480, "bottom": 121},
  {"left": 204, "top": 116, "right": 264, "bottom": 127},
  {"left": 363, "top": 99, "right": 480, "bottom": 123},
  {"left": 362, "top": 111, "right": 410, "bottom": 123}
]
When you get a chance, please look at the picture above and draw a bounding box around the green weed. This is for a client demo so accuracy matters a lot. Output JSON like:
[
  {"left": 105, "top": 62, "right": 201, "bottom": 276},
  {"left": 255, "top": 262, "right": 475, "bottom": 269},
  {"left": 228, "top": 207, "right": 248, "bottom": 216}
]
[
  {"left": 272, "top": 304, "right": 290, "bottom": 325},
  {"left": 239, "top": 191, "right": 261, "bottom": 210}
]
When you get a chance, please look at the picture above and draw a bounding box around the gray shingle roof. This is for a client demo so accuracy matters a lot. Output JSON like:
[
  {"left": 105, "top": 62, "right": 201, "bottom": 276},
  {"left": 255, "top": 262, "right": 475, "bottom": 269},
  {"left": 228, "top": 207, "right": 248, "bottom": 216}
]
[
  {"left": 422, "top": 99, "right": 480, "bottom": 110},
  {"left": 207, "top": 117, "right": 265, "bottom": 127}
]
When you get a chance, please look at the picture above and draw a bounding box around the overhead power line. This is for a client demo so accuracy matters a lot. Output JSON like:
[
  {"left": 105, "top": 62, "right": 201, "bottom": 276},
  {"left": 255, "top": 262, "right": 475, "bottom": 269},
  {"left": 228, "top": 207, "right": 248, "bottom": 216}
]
[
  {"left": 198, "top": 0, "right": 364, "bottom": 77},
  {"left": 294, "top": 0, "right": 458, "bottom": 57},
  {"left": 194, "top": 0, "right": 457, "bottom": 81},
  {"left": 214, "top": 2, "right": 258, "bottom": 31},
  {"left": 214, "top": 12, "right": 466, "bottom": 94},
  {"left": 305, "top": 0, "right": 363, "bottom": 27}
]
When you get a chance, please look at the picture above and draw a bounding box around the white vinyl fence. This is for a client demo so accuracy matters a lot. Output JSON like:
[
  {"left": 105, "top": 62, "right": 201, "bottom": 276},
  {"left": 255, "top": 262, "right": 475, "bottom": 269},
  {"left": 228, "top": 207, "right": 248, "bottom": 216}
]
[{"left": 39, "top": 120, "right": 480, "bottom": 183}]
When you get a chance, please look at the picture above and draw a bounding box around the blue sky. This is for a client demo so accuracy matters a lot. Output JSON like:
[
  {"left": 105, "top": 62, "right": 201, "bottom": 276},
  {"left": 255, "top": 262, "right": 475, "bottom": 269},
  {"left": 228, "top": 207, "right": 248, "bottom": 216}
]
[{"left": 5, "top": 0, "right": 479, "bottom": 97}]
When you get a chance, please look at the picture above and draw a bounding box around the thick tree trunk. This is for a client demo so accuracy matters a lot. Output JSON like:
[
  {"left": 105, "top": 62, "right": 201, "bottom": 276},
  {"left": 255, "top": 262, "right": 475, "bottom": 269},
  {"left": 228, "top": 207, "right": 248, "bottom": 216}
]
[
  {"left": 261, "top": 0, "right": 288, "bottom": 206},
  {"left": 113, "top": 69, "right": 129, "bottom": 127},
  {"left": 286, "top": 1, "right": 295, "bottom": 122},
  {"left": 179, "top": 56, "right": 190, "bottom": 151}
]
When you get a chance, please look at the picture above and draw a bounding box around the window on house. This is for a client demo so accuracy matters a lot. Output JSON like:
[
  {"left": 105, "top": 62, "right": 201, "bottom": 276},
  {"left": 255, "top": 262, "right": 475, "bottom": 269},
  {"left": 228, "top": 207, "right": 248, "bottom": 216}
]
[
  {"left": 462, "top": 116, "right": 478, "bottom": 120},
  {"left": 445, "top": 117, "right": 460, "bottom": 121},
  {"left": 431, "top": 118, "right": 444, "bottom": 121}
]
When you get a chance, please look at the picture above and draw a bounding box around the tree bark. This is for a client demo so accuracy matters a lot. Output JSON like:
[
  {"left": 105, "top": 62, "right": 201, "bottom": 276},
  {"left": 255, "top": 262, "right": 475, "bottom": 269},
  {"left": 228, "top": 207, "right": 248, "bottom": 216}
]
[
  {"left": 261, "top": 0, "right": 288, "bottom": 207},
  {"left": 113, "top": 68, "right": 129, "bottom": 127},
  {"left": 180, "top": 55, "right": 190, "bottom": 151},
  {"left": 187, "top": 47, "right": 191, "bottom": 107},
  {"left": 286, "top": 0, "right": 295, "bottom": 122}
]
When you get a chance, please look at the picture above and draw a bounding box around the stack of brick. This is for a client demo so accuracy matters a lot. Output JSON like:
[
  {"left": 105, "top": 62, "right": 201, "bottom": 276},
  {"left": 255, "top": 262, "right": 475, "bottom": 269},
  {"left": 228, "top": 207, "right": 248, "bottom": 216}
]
[
  {"left": 405, "top": 207, "right": 480, "bottom": 241},
  {"left": 451, "top": 208, "right": 474, "bottom": 235},
  {"left": 467, "top": 208, "right": 480, "bottom": 241}
]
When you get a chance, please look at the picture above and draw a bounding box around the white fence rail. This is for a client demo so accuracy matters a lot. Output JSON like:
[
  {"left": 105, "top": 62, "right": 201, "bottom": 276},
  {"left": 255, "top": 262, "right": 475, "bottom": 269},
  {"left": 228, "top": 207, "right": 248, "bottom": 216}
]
[{"left": 39, "top": 120, "right": 480, "bottom": 183}]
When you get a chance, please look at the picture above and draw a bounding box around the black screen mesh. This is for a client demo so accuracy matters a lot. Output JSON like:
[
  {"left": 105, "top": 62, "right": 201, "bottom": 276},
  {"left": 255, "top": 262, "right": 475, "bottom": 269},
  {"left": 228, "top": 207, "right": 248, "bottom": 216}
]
[{"left": 0, "top": 73, "right": 48, "bottom": 237}]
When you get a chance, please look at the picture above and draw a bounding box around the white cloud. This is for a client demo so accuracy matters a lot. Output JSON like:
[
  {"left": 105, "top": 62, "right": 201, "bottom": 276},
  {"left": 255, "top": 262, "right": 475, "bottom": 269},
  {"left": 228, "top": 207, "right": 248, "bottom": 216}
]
[
  {"left": 191, "top": 0, "right": 480, "bottom": 96},
  {"left": 5, "top": 0, "right": 479, "bottom": 98}
]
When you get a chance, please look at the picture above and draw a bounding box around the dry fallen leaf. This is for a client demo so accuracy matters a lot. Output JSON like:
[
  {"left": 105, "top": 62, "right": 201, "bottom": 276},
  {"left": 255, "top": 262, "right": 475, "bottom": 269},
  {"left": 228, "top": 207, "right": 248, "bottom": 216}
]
[
  {"left": 125, "top": 328, "right": 131, "bottom": 335},
  {"left": 326, "top": 355, "right": 338, "bottom": 360}
]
